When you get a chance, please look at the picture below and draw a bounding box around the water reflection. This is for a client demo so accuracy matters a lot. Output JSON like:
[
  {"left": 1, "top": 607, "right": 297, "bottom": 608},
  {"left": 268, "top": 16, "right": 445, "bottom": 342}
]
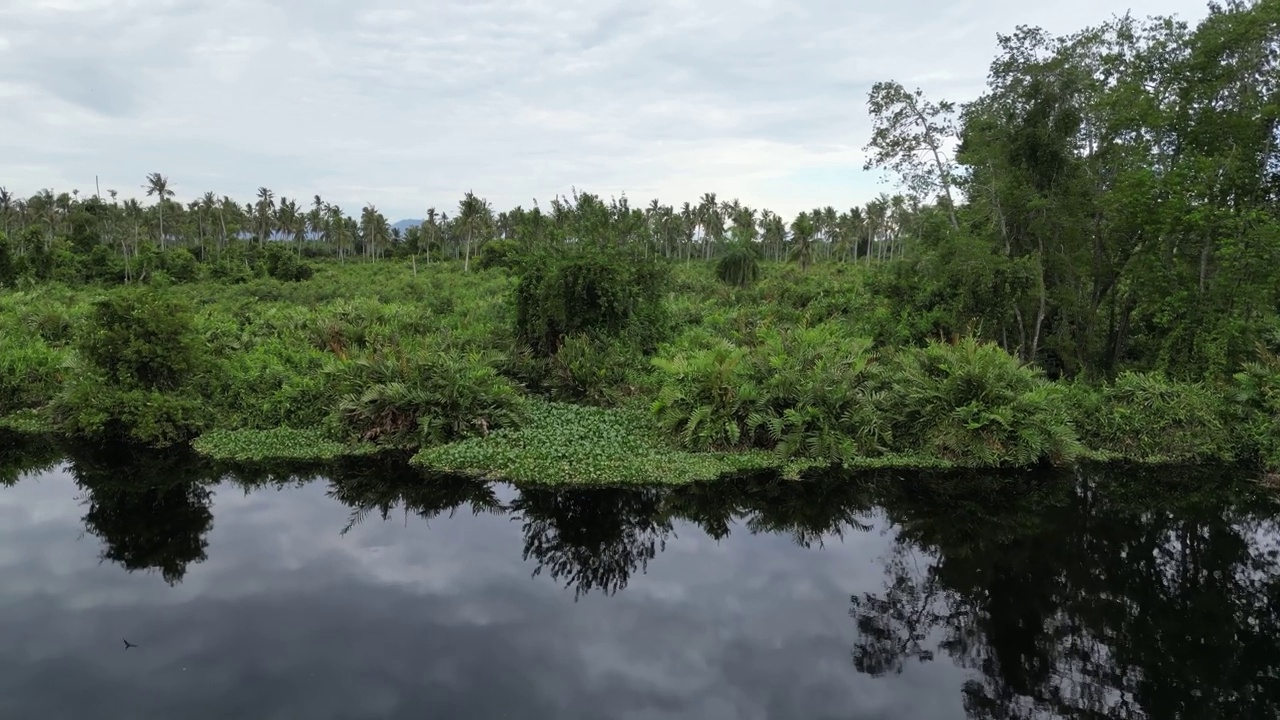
[
  {"left": 2, "top": 437, "right": 1279, "bottom": 719},
  {"left": 850, "top": 467, "right": 1280, "bottom": 719},
  {"left": 67, "top": 444, "right": 216, "bottom": 585}
]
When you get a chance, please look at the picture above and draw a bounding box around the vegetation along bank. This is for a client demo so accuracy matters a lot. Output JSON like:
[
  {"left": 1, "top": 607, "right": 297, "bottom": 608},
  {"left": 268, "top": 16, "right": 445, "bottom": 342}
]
[{"left": 1, "top": 2, "right": 1278, "bottom": 483}]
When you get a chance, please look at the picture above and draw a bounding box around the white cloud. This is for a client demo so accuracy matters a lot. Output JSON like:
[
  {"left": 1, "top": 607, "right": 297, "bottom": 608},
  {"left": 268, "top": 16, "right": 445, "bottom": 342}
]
[{"left": 0, "top": 0, "right": 1211, "bottom": 220}]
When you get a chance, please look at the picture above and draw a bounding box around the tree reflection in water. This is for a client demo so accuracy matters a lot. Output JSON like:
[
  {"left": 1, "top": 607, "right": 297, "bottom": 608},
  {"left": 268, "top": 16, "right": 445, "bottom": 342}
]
[
  {"left": 849, "top": 466, "right": 1280, "bottom": 719},
  {"left": 512, "top": 486, "right": 672, "bottom": 599},
  {"left": 67, "top": 444, "right": 217, "bottom": 586}
]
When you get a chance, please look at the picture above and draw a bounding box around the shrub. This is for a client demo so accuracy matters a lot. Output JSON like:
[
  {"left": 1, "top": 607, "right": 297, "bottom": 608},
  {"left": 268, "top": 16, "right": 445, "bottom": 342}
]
[
  {"left": 545, "top": 334, "right": 644, "bottom": 405},
  {"left": 748, "top": 324, "right": 889, "bottom": 462},
  {"left": 163, "top": 248, "right": 200, "bottom": 282},
  {"left": 476, "top": 238, "right": 524, "bottom": 272},
  {"left": 515, "top": 244, "right": 668, "bottom": 356},
  {"left": 207, "top": 339, "right": 331, "bottom": 430},
  {"left": 76, "top": 289, "right": 202, "bottom": 391},
  {"left": 1072, "top": 371, "right": 1236, "bottom": 463},
  {"left": 333, "top": 350, "right": 527, "bottom": 447},
  {"left": 51, "top": 384, "right": 208, "bottom": 446},
  {"left": 1233, "top": 349, "right": 1280, "bottom": 469},
  {"left": 53, "top": 289, "right": 210, "bottom": 446},
  {"left": 260, "top": 244, "right": 314, "bottom": 282},
  {"left": 651, "top": 341, "right": 758, "bottom": 451},
  {"left": 715, "top": 243, "right": 761, "bottom": 287},
  {"left": 0, "top": 337, "right": 66, "bottom": 414},
  {"left": 882, "top": 338, "right": 1081, "bottom": 466}
]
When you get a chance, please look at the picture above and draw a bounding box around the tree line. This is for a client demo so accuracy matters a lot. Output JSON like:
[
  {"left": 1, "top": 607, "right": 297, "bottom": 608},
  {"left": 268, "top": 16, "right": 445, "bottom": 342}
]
[{"left": 0, "top": 179, "right": 919, "bottom": 274}]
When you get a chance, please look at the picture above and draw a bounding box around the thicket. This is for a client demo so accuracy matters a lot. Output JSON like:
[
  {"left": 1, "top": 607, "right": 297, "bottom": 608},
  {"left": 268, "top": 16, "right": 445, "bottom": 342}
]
[{"left": 0, "top": 254, "right": 1275, "bottom": 480}]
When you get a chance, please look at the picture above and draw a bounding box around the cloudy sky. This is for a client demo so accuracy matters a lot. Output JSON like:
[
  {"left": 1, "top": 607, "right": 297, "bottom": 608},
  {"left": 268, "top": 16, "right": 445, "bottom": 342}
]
[{"left": 1, "top": 0, "right": 1209, "bottom": 221}]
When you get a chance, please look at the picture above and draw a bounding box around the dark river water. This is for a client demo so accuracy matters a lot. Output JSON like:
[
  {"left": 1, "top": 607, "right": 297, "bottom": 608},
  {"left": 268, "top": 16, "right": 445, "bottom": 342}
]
[{"left": 2, "top": 440, "right": 1279, "bottom": 719}]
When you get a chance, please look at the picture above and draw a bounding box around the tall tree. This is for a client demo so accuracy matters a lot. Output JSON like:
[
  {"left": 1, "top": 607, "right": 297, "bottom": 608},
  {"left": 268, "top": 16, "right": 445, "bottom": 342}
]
[
  {"left": 456, "top": 191, "right": 492, "bottom": 272},
  {"left": 144, "top": 173, "right": 174, "bottom": 250},
  {"left": 865, "top": 82, "right": 961, "bottom": 230}
]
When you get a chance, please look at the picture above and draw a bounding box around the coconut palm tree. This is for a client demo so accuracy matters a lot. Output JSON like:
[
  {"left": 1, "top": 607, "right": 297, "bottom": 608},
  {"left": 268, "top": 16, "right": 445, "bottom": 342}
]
[
  {"left": 456, "top": 191, "right": 492, "bottom": 272},
  {"left": 359, "top": 204, "right": 391, "bottom": 261},
  {"left": 789, "top": 211, "right": 816, "bottom": 271},
  {"left": 0, "top": 187, "right": 11, "bottom": 237},
  {"left": 144, "top": 173, "right": 174, "bottom": 250},
  {"left": 254, "top": 187, "right": 276, "bottom": 246},
  {"left": 697, "top": 192, "right": 722, "bottom": 259}
]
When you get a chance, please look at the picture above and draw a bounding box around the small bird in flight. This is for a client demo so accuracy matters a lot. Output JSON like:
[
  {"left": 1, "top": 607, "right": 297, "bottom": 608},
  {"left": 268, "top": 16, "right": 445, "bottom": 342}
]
[{"left": 123, "top": 639, "right": 138, "bottom": 650}]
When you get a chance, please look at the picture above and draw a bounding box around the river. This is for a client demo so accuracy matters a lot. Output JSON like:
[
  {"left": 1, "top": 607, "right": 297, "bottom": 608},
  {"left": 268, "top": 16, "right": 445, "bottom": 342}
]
[{"left": 1, "top": 443, "right": 1277, "bottom": 719}]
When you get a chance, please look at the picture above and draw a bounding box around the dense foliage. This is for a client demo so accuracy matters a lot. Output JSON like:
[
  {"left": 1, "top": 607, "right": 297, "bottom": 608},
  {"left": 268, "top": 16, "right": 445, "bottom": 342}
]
[{"left": 1, "top": 1, "right": 1277, "bottom": 481}]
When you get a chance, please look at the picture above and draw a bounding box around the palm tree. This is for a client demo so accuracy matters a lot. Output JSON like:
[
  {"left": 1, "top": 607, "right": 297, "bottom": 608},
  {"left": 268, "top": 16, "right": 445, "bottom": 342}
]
[
  {"left": 0, "top": 187, "right": 11, "bottom": 237},
  {"left": 420, "top": 208, "right": 440, "bottom": 263},
  {"left": 254, "top": 187, "right": 275, "bottom": 245},
  {"left": 456, "top": 191, "right": 491, "bottom": 272},
  {"left": 307, "top": 195, "right": 326, "bottom": 255},
  {"left": 865, "top": 196, "right": 889, "bottom": 264},
  {"left": 359, "top": 204, "right": 390, "bottom": 261},
  {"left": 327, "top": 204, "right": 349, "bottom": 261},
  {"left": 697, "top": 192, "right": 722, "bottom": 259},
  {"left": 144, "top": 173, "right": 174, "bottom": 250},
  {"left": 199, "top": 192, "right": 218, "bottom": 258},
  {"left": 275, "top": 197, "right": 303, "bottom": 254},
  {"left": 789, "top": 211, "right": 816, "bottom": 271},
  {"left": 758, "top": 210, "right": 786, "bottom": 261}
]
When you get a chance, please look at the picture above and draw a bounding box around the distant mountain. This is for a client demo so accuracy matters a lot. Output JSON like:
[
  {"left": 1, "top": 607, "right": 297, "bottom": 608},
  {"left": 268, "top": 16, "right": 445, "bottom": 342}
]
[{"left": 392, "top": 219, "right": 423, "bottom": 233}]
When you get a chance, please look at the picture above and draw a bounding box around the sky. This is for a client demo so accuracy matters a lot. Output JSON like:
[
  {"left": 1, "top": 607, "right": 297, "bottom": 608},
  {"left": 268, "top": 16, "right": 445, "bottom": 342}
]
[{"left": 0, "top": 0, "right": 1211, "bottom": 222}]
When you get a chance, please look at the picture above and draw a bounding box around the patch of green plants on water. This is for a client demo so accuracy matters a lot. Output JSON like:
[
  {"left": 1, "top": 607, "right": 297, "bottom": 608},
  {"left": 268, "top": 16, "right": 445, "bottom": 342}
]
[
  {"left": 411, "top": 401, "right": 777, "bottom": 485},
  {"left": 192, "top": 427, "right": 372, "bottom": 462}
]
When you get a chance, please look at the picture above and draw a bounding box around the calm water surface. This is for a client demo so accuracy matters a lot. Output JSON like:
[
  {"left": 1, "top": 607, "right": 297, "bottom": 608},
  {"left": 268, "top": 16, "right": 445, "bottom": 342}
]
[{"left": 2, "top": 443, "right": 1279, "bottom": 719}]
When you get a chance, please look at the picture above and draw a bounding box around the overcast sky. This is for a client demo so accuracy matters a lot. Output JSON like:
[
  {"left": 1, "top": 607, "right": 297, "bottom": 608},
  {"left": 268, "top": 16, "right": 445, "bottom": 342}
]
[{"left": 1, "top": 0, "right": 1209, "bottom": 221}]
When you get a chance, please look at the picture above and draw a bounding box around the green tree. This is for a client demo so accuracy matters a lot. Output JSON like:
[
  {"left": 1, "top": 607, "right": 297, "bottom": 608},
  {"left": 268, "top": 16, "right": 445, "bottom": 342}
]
[{"left": 144, "top": 172, "right": 174, "bottom": 250}]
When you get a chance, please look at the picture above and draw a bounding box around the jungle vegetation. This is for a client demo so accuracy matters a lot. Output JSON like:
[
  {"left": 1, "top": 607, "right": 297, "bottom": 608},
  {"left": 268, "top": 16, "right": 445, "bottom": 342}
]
[{"left": 1, "top": 1, "right": 1277, "bottom": 481}]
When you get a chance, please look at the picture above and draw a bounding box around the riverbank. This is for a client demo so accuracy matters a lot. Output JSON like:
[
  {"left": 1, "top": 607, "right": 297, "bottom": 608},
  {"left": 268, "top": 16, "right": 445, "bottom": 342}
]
[{"left": 3, "top": 258, "right": 1278, "bottom": 483}]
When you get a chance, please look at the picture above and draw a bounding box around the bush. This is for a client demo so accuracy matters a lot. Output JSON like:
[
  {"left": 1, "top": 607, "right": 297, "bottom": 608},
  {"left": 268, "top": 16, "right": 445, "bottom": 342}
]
[
  {"left": 53, "top": 289, "right": 210, "bottom": 446},
  {"left": 207, "top": 339, "right": 331, "bottom": 430},
  {"left": 163, "top": 248, "right": 200, "bottom": 282},
  {"left": 545, "top": 334, "right": 645, "bottom": 405},
  {"left": 651, "top": 341, "right": 758, "bottom": 451},
  {"left": 51, "top": 384, "right": 208, "bottom": 446},
  {"left": 476, "top": 238, "right": 524, "bottom": 272},
  {"left": 716, "top": 243, "right": 761, "bottom": 287},
  {"left": 0, "top": 337, "right": 66, "bottom": 414},
  {"left": 748, "top": 324, "right": 889, "bottom": 462},
  {"left": 333, "top": 350, "right": 527, "bottom": 447},
  {"left": 515, "top": 244, "right": 669, "bottom": 356},
  {"left": 1233, "top": 349, "right": 1280, "bottom": 469},
  {"left": 1072, "top": 371, "right": 1236, "bottom": 463},
  {"left": 259, "top": 244, "right": 314, "bottom": 282},
  {"left": 882, "top": 339, "right": 1081, "bottom": 466},
  {"left": 76, "top": 290, "right": 202, "bottom": 391}
]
